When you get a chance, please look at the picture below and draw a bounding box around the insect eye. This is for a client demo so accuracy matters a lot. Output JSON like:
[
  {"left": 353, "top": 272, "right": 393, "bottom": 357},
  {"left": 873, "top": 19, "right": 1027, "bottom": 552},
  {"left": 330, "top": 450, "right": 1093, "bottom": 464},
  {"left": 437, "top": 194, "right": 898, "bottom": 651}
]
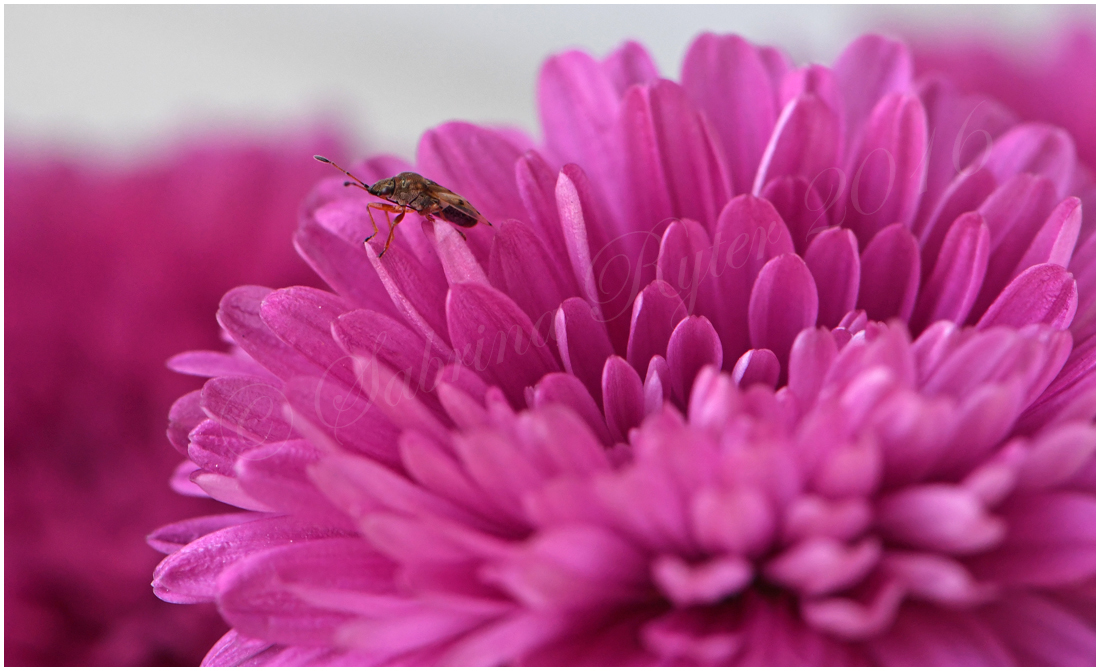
[{"left": 369, "top": 180, "right": 395, "bottom": 197}]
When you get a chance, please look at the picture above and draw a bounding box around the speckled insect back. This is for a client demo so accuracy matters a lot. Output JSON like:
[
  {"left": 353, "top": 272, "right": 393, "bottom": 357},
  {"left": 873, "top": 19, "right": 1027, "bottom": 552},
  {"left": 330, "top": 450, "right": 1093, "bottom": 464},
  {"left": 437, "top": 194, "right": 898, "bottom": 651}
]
[{"left": 314, "top": 156, "right": 491, "bottom": 257}]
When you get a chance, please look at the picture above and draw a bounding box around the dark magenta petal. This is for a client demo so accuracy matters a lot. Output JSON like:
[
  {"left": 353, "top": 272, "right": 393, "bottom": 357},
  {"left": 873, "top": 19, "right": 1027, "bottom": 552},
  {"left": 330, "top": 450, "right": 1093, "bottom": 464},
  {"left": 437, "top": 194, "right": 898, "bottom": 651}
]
[
  {"left": 804, "top": 227, "right": 861, "bottom": 328},
  {"left": 911, "top": 212, "right": 991, "bottom": 332},
  {"left": 1016, "top": 335, "right": 1095, "bottom": 435},
  {"left": 218, "top": 538, "right": 398, "bottom": 646},
  {"left": 446, "top": 282, "right": 559, "bottom": 407},
  {"left": 918, "top": 168, "right": 998, "bottom": 277},
  {"left": 732, "top": 348, "right": 780, "bottom": 390},
  {"left": 515, "top": 150, "right": 569, "bottom": 261},
  {"left": 417, "top": 122, "right": 529, "bottom": 229},
  {"left": 602, "top": 40, "right": 660, "bottom": 95},
  {"left": 787, "top": 327, "right": 839, "bottom": 410},
  {"left": 218, "top": 286, "right": 318, "bottom": 381},
  {"left": 976, "top": 264, "right": 1078, "bottom": 330},
  {"left": 260, "top": 287, "right": 356, "bottom": 388},
  {"left": 760, "top": 176, "right": 831, "bottom": 255},
  {"left": 152, "top": 516, "right": 353, "bottom": 604},
  {"left": 1012, "top": 197, "right": 1082, "bottom": 276},
  {"left": 858, "top": 223, "right": 921, "bottom": 322},
  {"left": 969, "top": 174, "right": 1059, "bottom": 319},
  {"left": 666, "top": 316, "right": 723, "bottom": 405},
  {"left": 555, "top": 297, "right": 615, "bottom": 406},
  {"left": 682, "top": 32, "right": 778, "bottom": 196},
  {"left": 488, "top": 220, "right": 578, "bottom": 334},
  {"left": 832, "top": 35, "right": 912, "bottom": 152},
  {"left": 602, "top": 355, "right": 645, "bottom": 443},
  {"left": 754, "top": 94, "right": 841, "bottom": 195},
  {"left": 748, "top": 253, "right": 819, "bottom": 371},
  {"left": 866, "top": 604, "right": 1012, "bottom": 665},
  {"left": 532, "top": 373, "right": 614, "bottom": 446},
  {"left": 842, "top": 93, "right": 928, "bottom": 247},
  {"left": 168, "top": 389, "right": 206, "bottom": 455},
  {"left": 538, "top": 49, "right": 620, "bottom": 169},
  {"left": 712, "top": 195, "right": 795, "bottom": 363},
  {"left": 656, "top": 218, "right": 720, "bottom": 322},
  {"left": 201, "top": 376, "right": 298, "bottom": 446},
  {"left": 982, "top": 123, "right": 1077, "bottom": 198},
  {"left": 979, "top": 593, "right": 1096, "bottom": 666},
  {"left": 626, "top": 280, "right": 688, "bottom": 375}
]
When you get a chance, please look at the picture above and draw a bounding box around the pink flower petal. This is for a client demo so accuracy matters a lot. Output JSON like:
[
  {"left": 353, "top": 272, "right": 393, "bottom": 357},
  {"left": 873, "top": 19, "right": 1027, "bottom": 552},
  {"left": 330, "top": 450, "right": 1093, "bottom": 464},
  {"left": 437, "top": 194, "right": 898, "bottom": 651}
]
[
  {"left": 1011, "top": 196, "right": 1082, "bottom": 276},
  {"left": 626, "top": 280, "right": 688, "bottom": 375},
  {"left": 217, "top": 286, "right": 318, "bottom": 381},
  {"left": 260, "top": 286, "right": 356, "bottom": 387},
  {"left": 1067, "top": 233, "right": 1094, "bottom": 342},
  {"left": 643, "top": 355, "right": 672, "bottom": 415},
  {"left": 602, "top": 40, "right": 659, "bottom": 94},
  {"left": 804, "top": 226, "right": 860, "bottom": 328},
  {"left": 857, "top": 223, "right": 921, "bottom": 322},
  {"left": 488, "top": 220, "right": 577, "bottom": 337},
  {"left": 978, "top": 592, "right": 1096, "bottom": 666},
  {"left": 200, "top": 376, "right": 297, "bottom": 446},
  {"left": 966, "top": 491, "right": 1095, "bottom": 587},
  {"left": 982, "top": 122, "right": 1077, "bottom": 198},
  {"left": 538, "top": 49, "right": 620, "bottom": 170},
  {"left": 147, "top": 512, "right": 269, "bottom": 555},
  {"left": 877, "top": 484, "right": 1005, "bottom": 554},
  {"left": 760, "top": 176, "right": 831, "bottom": 255},
  {"left": 651, "top": 554, "right": 753, "bottom": 607},
  {"left": 298, "top": 215, "right": 403, "bottom": 316},
  {"left": 554, "top": 297, "right": 615, "bottom": 406},
  {"left": 640, "top": 607, "right": 743, "bottom": 665},
  {"left": 731, "top": 348, "right": 780, "bottom": 390},
  {"left": 712, "top": 195, "right": 795, "bottom": 363},
  {"left": 514, "top": 150, "right": 569, "bottom": 260},
  {"left": 754, "top": 93, "right": 841, "bottom": 195},
  {"left": 911, "top": 212, "right": 991, "bottom": 332},
  {"left": 748, "top": 253, "right": 819, "bottom": 370},
  {"left": 168, "top": 350, "right": 274, "bottom": 381},
  {"left": 365, "top": 240, "right": 453, "bottom": 351},
  {"left": 841, "top": 93, "right": 928, "bottom": 246},
  {"left": 779, "top": 64, "right": 842, "bottom": 123},
  {"left": 682, "top": 32, "right": 778, "bottom": 196},
  {"left": 532, "top": 373, "right": 614, "bottom": 446},
  {"left": 765, "top": 537, "right": 881, "bottom": 596},
  {"left": 691, "top": 486, "right": 774, "bottom": 556},
  {"left": 832, "top": 35, "right": 913, "bottom": 154},
  {"left": 1017, "top": 422, "right": 1096, "bottom": 490},
  {"left": 969, "top": 173, "right": 1059, "bottom": 318},
  {"left": 217, "top": 537, "right": 398, "bottom": 646},
  {"left": 429, "top": 218, "right": 490, "bottom": 287},
  {"left": 601, "top": 355, "right": 645, "bottom": 444},
  {"left": 666, "top": 316, "right": 722, "bottom": 404},
  {"left": 976, "top": 263, "right": 1078, "bottom": 330},
  {"left": 333, "top": 308, "right": 448, "bottom": 396},
  {"left": 167, "top": 389, "right": 206, "bottom": 456},
  {"left": 446, "top": 282, "right": 559, "bottom": 407},
  {"left": 787, "top": 327, "right": 838, "bottom": 410},
  {"left": 918, "top": 167, "right": 998, "bottom": 276},
  {"left": 865, "top": 603, "right": 1013, "bottom": 664},
  {"left": 152, "top": 516, "right": 352, "bottom": 604},
  {"left": 656, "top": 218, "right": 719, "bottom": 321},
  {"left": 782, "top": 495, "right": 871, "bottom": 544}
]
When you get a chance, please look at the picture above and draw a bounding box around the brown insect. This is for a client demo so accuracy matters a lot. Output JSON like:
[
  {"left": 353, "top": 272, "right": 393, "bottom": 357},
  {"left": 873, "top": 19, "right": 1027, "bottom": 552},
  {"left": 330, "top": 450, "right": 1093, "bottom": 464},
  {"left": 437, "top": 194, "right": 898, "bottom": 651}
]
[{"left": 314, "top": 156, "right": 492, "bottom": 257}]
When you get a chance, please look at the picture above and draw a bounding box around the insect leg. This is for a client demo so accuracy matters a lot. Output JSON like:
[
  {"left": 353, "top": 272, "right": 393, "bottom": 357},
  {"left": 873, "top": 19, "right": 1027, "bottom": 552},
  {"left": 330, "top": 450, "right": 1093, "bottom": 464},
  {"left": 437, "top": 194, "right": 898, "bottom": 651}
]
[
  {"left": 379, "top": 207, "right": 407, "bottom": 258},
  {"left": 366, "top": 202, "right": 404, "bottom": 255},
  {"left": 365, "top": 206, "right": 380, "bottom": 241}
]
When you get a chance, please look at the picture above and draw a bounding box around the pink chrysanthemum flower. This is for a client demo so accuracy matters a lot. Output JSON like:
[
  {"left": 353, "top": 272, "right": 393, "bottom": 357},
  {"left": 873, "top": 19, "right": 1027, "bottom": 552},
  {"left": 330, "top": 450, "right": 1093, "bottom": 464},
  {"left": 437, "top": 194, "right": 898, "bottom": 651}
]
[
  {"left": 6, "top": 129, "right": 343, "bottom": 665},
  {"left": 153, "top": 35, "right": 1095, "bottom": 665}
]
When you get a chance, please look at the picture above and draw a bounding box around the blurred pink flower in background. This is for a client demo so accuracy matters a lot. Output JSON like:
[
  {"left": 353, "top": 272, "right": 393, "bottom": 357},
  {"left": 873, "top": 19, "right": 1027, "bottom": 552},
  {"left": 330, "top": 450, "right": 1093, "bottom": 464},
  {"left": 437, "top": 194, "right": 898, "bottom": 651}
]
[
  {"left": 151, "top": 29, "right": 1094, "bottom": 666},
  {"left": 5, "top": 128, "right": 345, "bottom": 665}
]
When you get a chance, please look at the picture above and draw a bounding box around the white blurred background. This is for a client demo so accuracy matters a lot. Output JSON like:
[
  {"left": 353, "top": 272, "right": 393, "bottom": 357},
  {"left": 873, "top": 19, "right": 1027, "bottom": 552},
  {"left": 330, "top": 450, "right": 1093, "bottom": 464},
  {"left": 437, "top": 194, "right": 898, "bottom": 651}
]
[{"left": 6, "top": 5, "right": 1093, "bottom": 160}]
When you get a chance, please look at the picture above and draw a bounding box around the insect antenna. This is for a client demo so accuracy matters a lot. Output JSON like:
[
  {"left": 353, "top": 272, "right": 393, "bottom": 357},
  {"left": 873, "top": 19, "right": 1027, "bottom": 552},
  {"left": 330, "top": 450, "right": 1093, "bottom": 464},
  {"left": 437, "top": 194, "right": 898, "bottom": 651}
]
[{"left": 314, "top": 155, "right": 371, "bottom": 192}]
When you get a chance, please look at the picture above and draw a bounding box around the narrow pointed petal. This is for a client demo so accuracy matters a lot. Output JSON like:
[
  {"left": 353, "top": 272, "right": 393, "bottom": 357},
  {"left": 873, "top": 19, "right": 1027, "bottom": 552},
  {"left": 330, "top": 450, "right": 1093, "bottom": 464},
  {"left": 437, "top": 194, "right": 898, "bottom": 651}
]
[
  {"left": 911, "top": 212, "right": 991, "bottom": 332},
  {"left": 366, "top": 242, "right": 453, "bottom": 352},
  {"left": 626, "top": 280, "right": 688, "bottom": 375},
  {"left": 919, "top": 167, "right": 998, "bottom": 277},
  {"left": 666, "top": 316, "right": 723, "bottom": 405},
  {"left": 538, "top": 50, "right": 620, "bottom": 169},
  {"left": 656, "top": 218, "right": 719, "bottom": 320},
  {"left": 749, "top": 254, "right": 819, "bottom": 371},
  {"left": 682, "top": 33, "right": 778, "bottom": 195},
  {"left": 732, "top": 348, "right": 780, "bottom": 390},
  {"left": 555, "top": 297, "right": 615, "bottom": 406},
  {"left": 446, "top": 283, "right": 559, "bottom": 407},
  {"left": 301, "top": 209, "right": 404, "bottom": 315},
  {"left": 1012, "top": 196, "right": 1082, "bottom": 276},
  {"left": 858, "top": 223, "right": 921, "bottom": 322},
  {"left": 842, "top": 93, "right": 928, "bottom": 246},
  {"left": 804, "top": 227, "right": 860, "bottom": 328},
  {"left": 515, "top": 150, "right": 569, "bottom": 260},
  {"left": 976, "top": 264, "right": 1078, "bottom": 330},
  {"left": 602, "top": 355, "right": 645, "bottom": 443}
]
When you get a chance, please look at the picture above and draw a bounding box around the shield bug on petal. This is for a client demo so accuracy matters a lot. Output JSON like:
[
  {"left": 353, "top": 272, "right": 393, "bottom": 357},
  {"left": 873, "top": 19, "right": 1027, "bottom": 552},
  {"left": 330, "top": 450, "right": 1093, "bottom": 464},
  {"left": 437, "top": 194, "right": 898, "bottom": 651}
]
[{"left": 314, "top": 156, "right": 492, "bottom": 257}]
